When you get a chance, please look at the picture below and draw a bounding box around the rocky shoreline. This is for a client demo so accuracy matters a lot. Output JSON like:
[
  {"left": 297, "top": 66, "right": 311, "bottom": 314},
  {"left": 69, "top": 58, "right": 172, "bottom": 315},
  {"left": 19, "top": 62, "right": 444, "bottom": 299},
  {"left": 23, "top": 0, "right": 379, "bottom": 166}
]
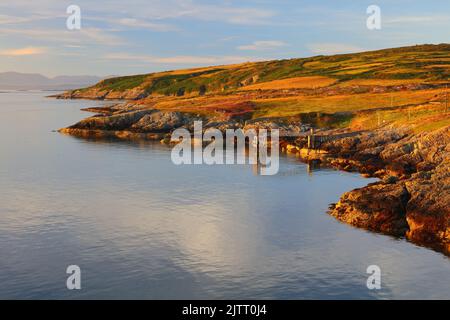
[
  {"left": 287, "top": 125, "right": 449, "bottom": 255},
  {"left": 57, "top": 101, "right": 449, "bottom": 256}
]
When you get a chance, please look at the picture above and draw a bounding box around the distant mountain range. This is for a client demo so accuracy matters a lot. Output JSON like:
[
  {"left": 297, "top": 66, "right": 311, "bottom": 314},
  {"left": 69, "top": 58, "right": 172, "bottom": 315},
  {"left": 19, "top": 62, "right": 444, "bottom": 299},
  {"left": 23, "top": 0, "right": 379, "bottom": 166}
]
[{"left": 0, "top": 72, "right": 104, "bottom": 90}]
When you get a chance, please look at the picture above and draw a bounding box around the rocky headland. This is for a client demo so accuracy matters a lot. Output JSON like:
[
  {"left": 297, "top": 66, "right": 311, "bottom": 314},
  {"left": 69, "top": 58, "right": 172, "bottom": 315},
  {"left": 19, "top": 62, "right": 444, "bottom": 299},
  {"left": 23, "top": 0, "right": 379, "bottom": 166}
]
[
  {"left": 57, "top": 100, "right": 449, "bottom": 255},
  {"left": 55, "top": 44, "right": 450, "bottom": 256},
  {"left": 307, "top": 126, "right": 449, "bottom": 255}
]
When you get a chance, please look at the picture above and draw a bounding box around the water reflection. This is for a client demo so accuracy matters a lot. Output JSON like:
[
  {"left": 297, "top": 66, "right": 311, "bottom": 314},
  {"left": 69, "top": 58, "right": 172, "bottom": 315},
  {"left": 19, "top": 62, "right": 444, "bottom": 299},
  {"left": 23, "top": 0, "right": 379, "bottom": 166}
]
[{"left": 0, "top": 92, "right": 449, "bottom": 299}]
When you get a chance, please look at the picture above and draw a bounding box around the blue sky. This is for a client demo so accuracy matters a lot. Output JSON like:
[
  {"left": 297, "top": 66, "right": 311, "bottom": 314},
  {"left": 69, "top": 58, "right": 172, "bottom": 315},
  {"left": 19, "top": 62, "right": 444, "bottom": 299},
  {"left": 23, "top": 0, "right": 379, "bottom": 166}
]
[{"left": 0, "top": 0, "right": 449, "bottom": 77}]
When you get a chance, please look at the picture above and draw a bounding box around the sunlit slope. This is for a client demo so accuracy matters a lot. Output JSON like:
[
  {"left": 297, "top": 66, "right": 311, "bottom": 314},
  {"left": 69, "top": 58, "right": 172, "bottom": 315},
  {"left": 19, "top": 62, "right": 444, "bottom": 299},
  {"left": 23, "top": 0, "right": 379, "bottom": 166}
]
[{"left": 74, "top": 44, "right": 450, "bottom": 97}]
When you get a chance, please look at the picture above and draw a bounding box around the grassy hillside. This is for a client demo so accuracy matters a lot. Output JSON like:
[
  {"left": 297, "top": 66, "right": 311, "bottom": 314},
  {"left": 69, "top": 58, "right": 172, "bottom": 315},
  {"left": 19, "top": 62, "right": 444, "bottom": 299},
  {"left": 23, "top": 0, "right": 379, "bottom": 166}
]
[
  {"left": 67, "top": 44, "right": 450, "bottom": 132},
  {"left": 81, "top": 44, "right": 450, "bottom": 96}
]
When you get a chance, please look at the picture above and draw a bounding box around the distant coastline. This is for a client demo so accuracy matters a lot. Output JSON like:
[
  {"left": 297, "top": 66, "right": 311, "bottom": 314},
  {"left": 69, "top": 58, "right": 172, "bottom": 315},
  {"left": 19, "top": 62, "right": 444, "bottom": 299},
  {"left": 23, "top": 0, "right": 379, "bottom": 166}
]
[{"left": 0, "top": 72, "right": 103, "bottom": 91}]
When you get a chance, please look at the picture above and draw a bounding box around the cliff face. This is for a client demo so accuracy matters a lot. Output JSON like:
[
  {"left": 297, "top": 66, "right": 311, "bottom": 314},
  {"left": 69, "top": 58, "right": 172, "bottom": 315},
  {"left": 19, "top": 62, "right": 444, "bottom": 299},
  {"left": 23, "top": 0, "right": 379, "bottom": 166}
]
[{"left": 326, "top": 126, "right": 450, "bottom": 254}]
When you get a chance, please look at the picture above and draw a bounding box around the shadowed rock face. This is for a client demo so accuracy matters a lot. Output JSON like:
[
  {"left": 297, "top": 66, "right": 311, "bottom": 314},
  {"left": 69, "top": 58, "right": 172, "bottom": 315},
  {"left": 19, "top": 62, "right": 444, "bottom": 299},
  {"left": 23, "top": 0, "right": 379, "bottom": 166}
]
[
  {"left": 406, "top": 160, "right": 449, "bottom": 250},
  {"left": 131, "top": 111, "right": 201, "bottom": 132},
  {"left": 68, "top": 109, "right": 155, "bottom": 131},
  {"left": 55, "top": 87, "right": 149, "bottom": 100},
  {"left": 330, "top": 182, "right": 410, "bottom": 236},
  {"left": 62, "top": 101, "right": 206, "bottom": 133},
  {"left": 326, "top": 126, "right": 450, "bottom": 255}
]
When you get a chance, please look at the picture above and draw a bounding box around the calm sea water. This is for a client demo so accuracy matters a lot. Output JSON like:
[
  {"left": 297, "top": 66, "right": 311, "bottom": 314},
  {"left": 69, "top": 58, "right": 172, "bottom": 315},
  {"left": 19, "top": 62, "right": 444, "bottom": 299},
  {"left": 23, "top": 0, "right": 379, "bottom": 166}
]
[{"left": 0, "top": 91, "right": 449, "bottom": 299}]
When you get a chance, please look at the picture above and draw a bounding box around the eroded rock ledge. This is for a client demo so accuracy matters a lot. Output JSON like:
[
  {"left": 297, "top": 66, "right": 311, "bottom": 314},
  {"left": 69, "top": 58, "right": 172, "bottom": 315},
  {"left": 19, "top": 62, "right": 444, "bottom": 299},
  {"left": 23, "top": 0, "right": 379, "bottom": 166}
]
[
  {"left": 58, "top": 103, "right": 311, "bottom": 139},
  {"left": 320, "top": 126, "right": 450, "bottom": 255}
]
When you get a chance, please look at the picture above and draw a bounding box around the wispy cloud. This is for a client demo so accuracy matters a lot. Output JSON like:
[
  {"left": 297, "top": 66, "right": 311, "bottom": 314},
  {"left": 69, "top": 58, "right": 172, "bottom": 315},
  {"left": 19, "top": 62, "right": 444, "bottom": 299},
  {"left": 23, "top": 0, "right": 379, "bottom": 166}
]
[
  {"left": 0, "top": 13, "right": 59, "bottom": 25},
  {"left": 1, "top": 0, "right": 449, "bottom": 77},
  {"left": 384, "top": 15, "right": 450, "bottom": 25},
  {"left": 63, "top": 44, "right": 85, "bottom": 48},
  {"left": 0, "top": 47, "right": 47, "bottom": 56},
  {"left": 117, "top": 18, "right": 177, "bottom": 32},
  {"left": 187, "top": 5, "right": 275, "bottom": 25},
  {"left": 0, "top": 1, "right": 276, "bottom": 26},
  {"left": 102, "top": 1, "right": 276, "bottom": 25},
  {"left": 0, "top": 14, "right": 30, "bottom": 25},
  {"left": 307, "top": 43, "right": 365, "bottom": 55},
  {"left": 104, "top": 53, "right": 259, "bottom": 65},
  {"left": 0, "top": 27, "right": 125, "bottom": 46},
  {"left": 238, "top": 40, "right": 287, "bottom": 51}
]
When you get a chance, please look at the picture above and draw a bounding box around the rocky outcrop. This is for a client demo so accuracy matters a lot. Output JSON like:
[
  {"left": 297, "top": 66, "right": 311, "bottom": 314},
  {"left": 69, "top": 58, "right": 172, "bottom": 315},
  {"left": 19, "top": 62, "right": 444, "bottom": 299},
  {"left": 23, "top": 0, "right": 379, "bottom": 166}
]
[
  {"left": 58, "top": 128, "right": 165, "bottom": 140},
  {"left": 59, "top": 108, "right": 204, "bottom": 137},
  {"left": 53, "top": 87, "right": 149, "bottom": 100},
  {"left": 325, "top": 126, "right": 450, "bottom": 254},
  {"left": 67, "top": 109, "right": 155, "bottom": 131},
  {"left": 244, "top": 118, "right": 310, "bottom": 137},
  {"left": 330, "top": 181, "right": 410, "bottom": 236},
  {"left": 405, "top": 162, "right": 449, "bottom": 251},
  {"left": 131, "top": 111, "right": 202, "bottom": 132},
  {"left": 59, "top": 102, "right": 310, "bottom": 139}
]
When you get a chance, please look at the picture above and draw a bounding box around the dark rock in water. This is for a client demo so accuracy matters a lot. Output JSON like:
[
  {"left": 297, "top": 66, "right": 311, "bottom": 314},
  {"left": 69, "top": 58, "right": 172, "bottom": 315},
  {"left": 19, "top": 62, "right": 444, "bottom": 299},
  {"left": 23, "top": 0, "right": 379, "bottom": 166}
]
[
  {"left": 68, "top": 109, "right": 155, "bottom": 131},
  {"left": 60, "top": 103, "right": 204, "bottom": 136},
  {"left": 330, "top": 182, "right": 410, "bottom": 236},
  {"left": 326, "top": 126, "right": 449, "bottom": 254}
]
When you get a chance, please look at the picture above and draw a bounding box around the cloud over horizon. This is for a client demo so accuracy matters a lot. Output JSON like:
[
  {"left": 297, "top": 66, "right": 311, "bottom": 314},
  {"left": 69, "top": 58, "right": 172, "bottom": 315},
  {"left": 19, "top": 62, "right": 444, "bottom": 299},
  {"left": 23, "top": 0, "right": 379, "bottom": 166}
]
[
  {"left": 104, "top": 52, "right": 259, "bottom": 65},
  {"left": 0, "top": 0, "right": 449, "bottom": 76},
  {"left": 238, "top": 41, "right": 287, "bottom": 51},
  {"left": 0, "top": 47, "right": 47, "bottom": 56}
]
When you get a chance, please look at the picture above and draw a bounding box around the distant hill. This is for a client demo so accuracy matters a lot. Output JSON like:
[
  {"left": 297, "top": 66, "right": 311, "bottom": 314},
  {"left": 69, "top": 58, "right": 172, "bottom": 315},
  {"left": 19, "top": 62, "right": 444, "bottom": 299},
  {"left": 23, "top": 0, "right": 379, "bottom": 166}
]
[
  {"left": 57, "top": 43, "right": 450, "bottom": 133},
  {"left": 0, "top": 72, "right": 103, "bottom": 90},
  {"left": 64, "top": 43, "right": 450, "bottom": 100}
]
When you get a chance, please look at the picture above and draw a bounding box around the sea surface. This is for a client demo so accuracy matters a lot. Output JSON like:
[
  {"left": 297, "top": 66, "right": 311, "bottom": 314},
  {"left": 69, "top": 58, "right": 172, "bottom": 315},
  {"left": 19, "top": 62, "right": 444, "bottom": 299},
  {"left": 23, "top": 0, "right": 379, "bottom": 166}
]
[{"left": 0, "top": 91, "right": 449, "bottom": 299}]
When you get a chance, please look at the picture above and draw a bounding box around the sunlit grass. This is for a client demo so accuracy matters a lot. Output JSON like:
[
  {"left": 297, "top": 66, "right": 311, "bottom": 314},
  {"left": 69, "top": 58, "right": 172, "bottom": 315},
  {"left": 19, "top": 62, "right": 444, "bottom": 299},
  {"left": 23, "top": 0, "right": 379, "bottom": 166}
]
[
  {"left": 251, "top": 89, "right": 443, "bottom": 118},
  {"left": 80, "top": 44, "right": 450, "bottom": 95}
]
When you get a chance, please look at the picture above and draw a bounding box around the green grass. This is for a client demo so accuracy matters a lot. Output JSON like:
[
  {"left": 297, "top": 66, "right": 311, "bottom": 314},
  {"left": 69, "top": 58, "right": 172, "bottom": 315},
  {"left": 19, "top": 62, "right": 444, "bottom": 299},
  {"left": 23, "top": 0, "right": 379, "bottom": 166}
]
[
  {"left": 100, "top": 74, "right": 148, "bottom": 91},
  {"left": 251, "top": 89, "right": 442, "bottom": 118},
  {"left": 413, "top": 116, "right": 450, "bottom": 132},
  {"left": 80, "top": 44, "right": 450, "bottom": 95}
]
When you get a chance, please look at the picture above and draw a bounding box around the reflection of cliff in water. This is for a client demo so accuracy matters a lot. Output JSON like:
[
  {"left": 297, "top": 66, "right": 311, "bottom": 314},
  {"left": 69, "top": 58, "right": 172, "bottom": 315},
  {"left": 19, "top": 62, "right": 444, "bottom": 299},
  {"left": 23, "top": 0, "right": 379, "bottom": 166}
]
[
  {"left": 306, "top": 160, "right": 322, "bottom": 176},
  {"left": 62, "top": 133, "right": 330, "bottom": 177}
]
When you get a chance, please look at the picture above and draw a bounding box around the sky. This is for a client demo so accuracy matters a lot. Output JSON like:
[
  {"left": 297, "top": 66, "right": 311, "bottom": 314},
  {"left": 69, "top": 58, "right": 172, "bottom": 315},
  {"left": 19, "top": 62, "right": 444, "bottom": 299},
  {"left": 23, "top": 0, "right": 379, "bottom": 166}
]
[{"left": 0, "top": 0, "right": 449, "bottom": 77}]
